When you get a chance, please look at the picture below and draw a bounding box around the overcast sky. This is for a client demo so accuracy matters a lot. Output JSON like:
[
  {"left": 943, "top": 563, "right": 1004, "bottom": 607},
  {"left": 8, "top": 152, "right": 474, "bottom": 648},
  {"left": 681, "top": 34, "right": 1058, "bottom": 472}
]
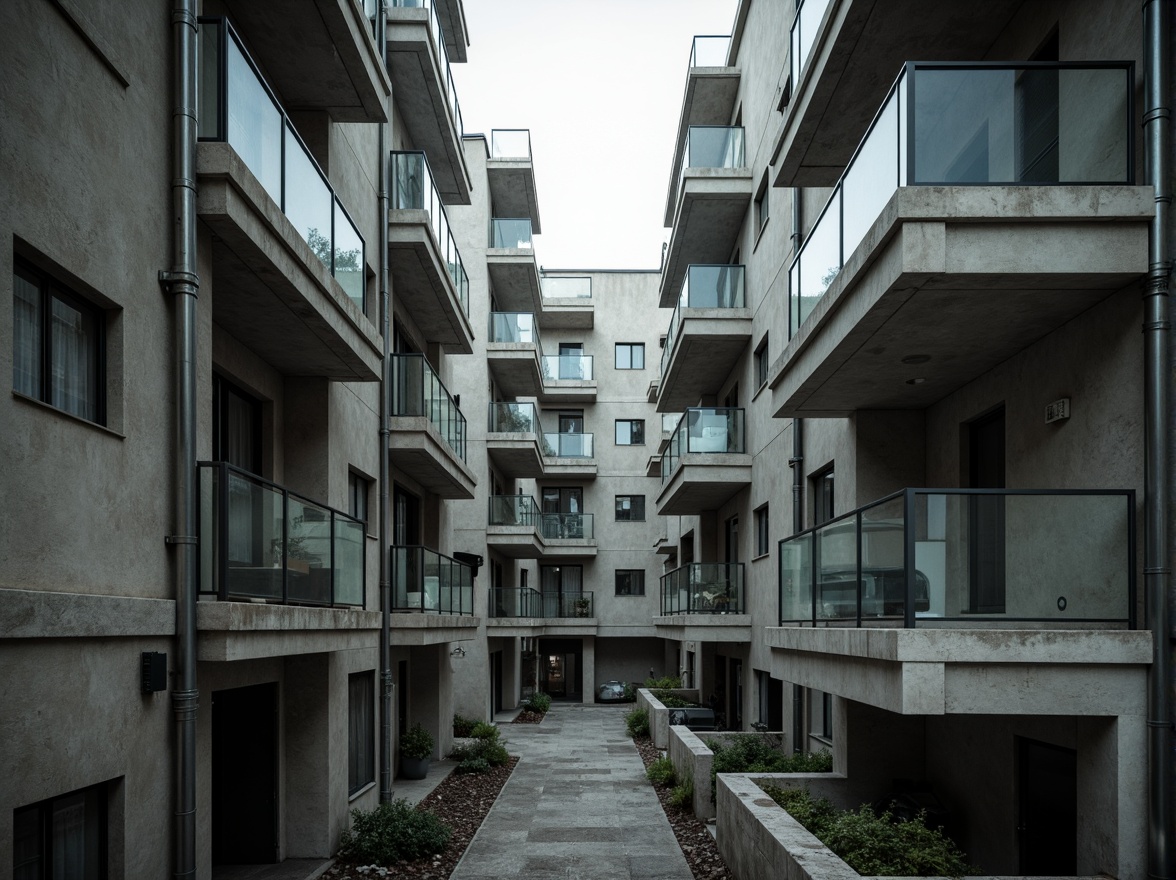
[{"left": 452, "top": 0, "right": 739, "bottom": 271}]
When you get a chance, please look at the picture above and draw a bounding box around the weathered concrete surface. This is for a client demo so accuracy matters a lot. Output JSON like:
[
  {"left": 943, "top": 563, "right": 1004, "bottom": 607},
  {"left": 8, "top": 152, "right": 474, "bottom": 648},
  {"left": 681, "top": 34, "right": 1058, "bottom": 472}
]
[{"left": 450, "top": 704, "right": 692, "bottom": 880}]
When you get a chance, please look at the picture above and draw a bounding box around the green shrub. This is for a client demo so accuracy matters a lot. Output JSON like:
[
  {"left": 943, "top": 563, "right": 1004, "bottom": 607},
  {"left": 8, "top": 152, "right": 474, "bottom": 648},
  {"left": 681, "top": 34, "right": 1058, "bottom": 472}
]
[
  {"left": 646, "top": 756, "right": 676, "bottom": 786},
  {"left": 625, "top": 706, "right": 650, "bottom": 738},
  {"left": 523, "top": 692, "right": 552, "bottom": 714},
  {"left": 652, "top": 690, "right": 695, "bottom": 708},
  {"left": 450, "top": 734, "right": 510, "bottom": 768},
  {"left": 668, "top": 775, "right": 694, "bottom": 811},
  {"left": 760, "top": 787, "right": 976, "bottom": 878},
  {"left": 470, "top": 721, "right": 498, "bottom": 740},
  {"left": 456, "top": 757, "right": 491, "bottom": 775},
  {"left": 644, "top": 675, "right": 682, "bottom": 689},
  {"left": 337, "top": 800, "right": 452, "bottom": 864},
  {"left": 452, "top": 714, "right": 476, "bottom": 737},
  {"left": 400, "top": 723, "right": 433, "bottom": 760},
  {"left": 622, "top": 682, "right": 637, "bottom": 702},
  {"left": 707, "top": 735, "right": 832, "bottom": 801}
]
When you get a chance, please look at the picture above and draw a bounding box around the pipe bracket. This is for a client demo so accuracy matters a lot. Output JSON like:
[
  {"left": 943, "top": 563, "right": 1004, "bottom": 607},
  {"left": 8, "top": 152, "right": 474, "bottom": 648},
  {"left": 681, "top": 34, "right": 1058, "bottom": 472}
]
[{"left": 166, "top": 535, "right": 198, "bottom": 545}]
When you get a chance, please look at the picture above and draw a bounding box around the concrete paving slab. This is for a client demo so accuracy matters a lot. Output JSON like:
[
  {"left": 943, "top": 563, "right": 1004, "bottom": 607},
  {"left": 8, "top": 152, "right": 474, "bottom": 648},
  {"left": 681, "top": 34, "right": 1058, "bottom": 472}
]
[{"left": 450, "top": 704, "right": 693, "bottom": 880}]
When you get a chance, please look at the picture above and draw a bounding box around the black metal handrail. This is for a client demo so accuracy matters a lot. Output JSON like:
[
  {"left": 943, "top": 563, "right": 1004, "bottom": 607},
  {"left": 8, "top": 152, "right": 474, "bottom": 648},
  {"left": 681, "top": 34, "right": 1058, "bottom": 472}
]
[
  {"left": 660, "top": 562, "right": 745, "bottom": 614},
  {"left": 390, "top": 545, "right": 474, "bottom": 615}
]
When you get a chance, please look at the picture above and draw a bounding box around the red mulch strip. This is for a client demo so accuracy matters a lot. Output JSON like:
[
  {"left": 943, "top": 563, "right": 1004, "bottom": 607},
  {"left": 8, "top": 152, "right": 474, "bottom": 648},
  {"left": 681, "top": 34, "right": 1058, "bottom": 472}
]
[
  {"left": 634, "top": 736, "right": 735, "bottom": 880},
  {"left": 512, "top": 709, "right": 545, "bottom": 724},
  {"left": 327, "top": 757, "right": 518, "bottom": 879}
]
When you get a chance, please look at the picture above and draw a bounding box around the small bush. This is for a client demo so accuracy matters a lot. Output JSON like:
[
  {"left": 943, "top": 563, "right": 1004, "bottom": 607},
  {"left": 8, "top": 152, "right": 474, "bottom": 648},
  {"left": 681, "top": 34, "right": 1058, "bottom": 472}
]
[
  {"left": 523, "top": 692, "right": 552, "bottom": 714},
  {"left": 470, "top": 721, "right": 498, "bottom": 740},
  {"left": 456, "top": 757, "right": 491, "bottom": 775},
  {"left": 645, "top": 675, "right": 682, "bottom": 689},
  {"left": 652, "top": 690, "right": 694, "bottom": 709},
  {"left": 668, "top": 775, "right": 694, "bottom": 811},
  {"left": 625, "top": 706, "right": 650, "bottom": 738},
  {"left": 400, "top": 723, "right": 433, "bottom": 760},
  {"left": 707, "top": 735, "right": 832, "bottom": 801},
  {"left": 450, "top": 721, "right": 510, "bottom": 768},
  {"left": 337, "top": 800, "right": 452, "bottom": 864},
  {"left": 760, "top": 787, "right": 976, "bottom": 878},
  {"left": 622, "top": 682, "right": 637, "bottom": 702},
  {"left": 646, "top": 756, "right": 676, "bottom": 787},
  {"left": 452, "top": 714, "right": 476, "bottom": 737}
]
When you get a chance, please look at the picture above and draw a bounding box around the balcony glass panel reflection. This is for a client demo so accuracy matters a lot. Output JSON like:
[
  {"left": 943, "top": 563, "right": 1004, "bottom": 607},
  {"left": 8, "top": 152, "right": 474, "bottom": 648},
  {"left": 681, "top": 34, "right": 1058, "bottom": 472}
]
[
  {"left": 391, "top": 353, "right": 466, "bottom": 461},
  {"left": 491, "top": 218, "right": 534, "bottom": 249},
  {"left": 490, "top": 129, "right": 532, "bottom": 160},
  {"left": 661, "top": 407, "right": 745, "bottom": 482},
  {"left": 660, "top": 562, "right": 745, "bottom": 614},
  {"left": 541, "top": 355, "right": 593, "bottom": 381},
  {"left": 541, "top": 277, "right": 592, "bottom": 299},
  {"left": 542, "top": 432, "right": 594, "bottom": 458},
  {"left": 488, "top": 402, "right": 541, "bottom": 434},
  {"left": 488, "top": 311, "right": 538, "bottom": 344}
]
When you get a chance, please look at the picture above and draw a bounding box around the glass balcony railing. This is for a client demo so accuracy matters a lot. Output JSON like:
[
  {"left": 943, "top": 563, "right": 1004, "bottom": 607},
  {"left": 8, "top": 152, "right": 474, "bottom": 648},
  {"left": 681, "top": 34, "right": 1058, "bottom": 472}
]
[
  {"left": 198, "top": 18, "right": 366, "bottom": 310},
  {"left": 541, "top": 276, "right": 592, "bottom": 299},
  {"left": 545, "top": 592, "right": 594, "bottom": 618},
  {"left": 390, "top": 353, "right": 466, "bottom": 462},
  {"left": 489, "top": 494, "right": 542, "bottom": 527},
  {"left": 661, "top": 265, "right": 745, "bottom": 376},
  {"left": 684, "top": 125, "right": 746, "bottom": 169},
  {"left": 491, "top": 218, "right": 534, "bottom": 249},
  {"left": 789, "top": 61, "right": 1134, "bottom": 338},
  {"left": 390, "top": 150, "right": 470, "bottom": 317},
  {"left": 540, "top": 513, "right": 595, "bottom": 541},
  {"left": 690, "top": 34, "right": 731, "bottom": 68},
  {"left": 390, "top": 0, "right": 464, "bottom": 139},
  {"left": 541, "top": 355, "right": 594, "bottom": 381},
  {"left": 661, "top": 408, "right": 746, "bottom": 482},
  {"left": 390, "top": 545, "right": 473, "bottom": 615},
  {"left": 488, "top": 402, "right": 543, "bottom": 435},
  {"left": 779, "top": 489, "right": 1136, "bottom": 628},
  {"left": 661, "top": 562, "right": 745, "bottom": 614},
  {"left": 490, "top": 129, "right": 532, "bottom": 161},
  {"left": 198, "top": 461, "right": 365, "bottom": 607},
  {"left": 488, "top": 311, "right": 540, "bottom": 345},
  {"left": 542, "top": 432, "right": 594, "bottom": 458},
  {"left": 490, "top": 586, "right": 543, "bottom": 618},
  {"left": 789, "top": 0, "right": 832, "bottom": 94}
]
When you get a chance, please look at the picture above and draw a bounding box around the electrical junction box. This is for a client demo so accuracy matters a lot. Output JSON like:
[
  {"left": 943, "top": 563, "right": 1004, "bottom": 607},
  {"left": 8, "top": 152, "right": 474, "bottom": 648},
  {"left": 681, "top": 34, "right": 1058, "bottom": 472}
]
[
  {"left": 141, "top": 651, "right": 167, "bottom": 693},
  {"left": 1045, "top": 398, "right": 1070, "bottom": 424}
]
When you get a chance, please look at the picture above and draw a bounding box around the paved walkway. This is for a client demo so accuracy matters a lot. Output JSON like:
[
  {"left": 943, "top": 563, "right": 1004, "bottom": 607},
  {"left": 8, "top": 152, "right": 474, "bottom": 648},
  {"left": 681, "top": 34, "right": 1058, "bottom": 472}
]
[{"left": 450, "top": 703, "right": 693, "bottom": 880}]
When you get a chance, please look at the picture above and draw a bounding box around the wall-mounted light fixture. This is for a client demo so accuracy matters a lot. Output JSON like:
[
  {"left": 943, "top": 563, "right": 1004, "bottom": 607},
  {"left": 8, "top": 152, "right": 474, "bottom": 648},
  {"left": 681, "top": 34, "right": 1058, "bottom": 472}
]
[{"left": 450, "top": 646, "right": 466, "bottom": 658}]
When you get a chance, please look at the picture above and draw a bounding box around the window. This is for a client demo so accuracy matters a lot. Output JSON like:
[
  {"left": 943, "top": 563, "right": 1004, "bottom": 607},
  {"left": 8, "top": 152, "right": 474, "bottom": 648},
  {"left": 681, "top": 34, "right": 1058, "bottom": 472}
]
[
  {"left": 615, "top": 495, "right": 645, "bottom": 522},
  {"left": 754, "top": 335, "right": 769, "bottom": 388},
  {"left": 348, "top": 672, "right": 375, "bottom": 795},
  {"left": 14, "top": 782, "right": 108, "bottom": 879},
  {"left": 614, "top": 343, "right": 645, "bottom": 370},
  {"left": 754, "top": 174, "right": 770, "bottom": 231},
  {"left": 755, "top": 506, "right": 770, "bottom": 557},
  {"left": 348, "top": 472, "right": 369, "bottom": 526},
  {"left": 813, "top": 466, "right": 835, "bottom": 526},
  {"left": 13, "top": 259, "right": 105, "bottom": 424},
  {"left": 615, "top": 570, "right": 645, "bottom": 596},
  {"left": 614, "top": 419, "right": 645, "bottom": 445}
]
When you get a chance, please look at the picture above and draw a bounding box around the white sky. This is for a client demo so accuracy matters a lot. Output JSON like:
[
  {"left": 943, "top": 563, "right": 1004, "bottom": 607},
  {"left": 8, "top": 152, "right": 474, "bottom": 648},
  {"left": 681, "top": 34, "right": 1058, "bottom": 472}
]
[{"left": 452, "top": 0, "right": 739, "bottom": 271}]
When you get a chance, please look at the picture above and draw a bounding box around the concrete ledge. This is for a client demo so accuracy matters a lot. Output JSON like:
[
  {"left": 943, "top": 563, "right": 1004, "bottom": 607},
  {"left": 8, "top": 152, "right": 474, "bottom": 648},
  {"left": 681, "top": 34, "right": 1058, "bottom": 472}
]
[
  {"left": 654, "top": 615, "right": 752, "bottom": 642},
  {"left": 0, "top": 588, "right": 175, "bottom": 639},
  {"left": 668, "top": 726, "right": 716, "bottom": 818},
  {"left": 197, "top": 601, "right": 381, "bottom": 633},
  {"left": 637, "top": 687, "right": 701, "bottom": 749}
]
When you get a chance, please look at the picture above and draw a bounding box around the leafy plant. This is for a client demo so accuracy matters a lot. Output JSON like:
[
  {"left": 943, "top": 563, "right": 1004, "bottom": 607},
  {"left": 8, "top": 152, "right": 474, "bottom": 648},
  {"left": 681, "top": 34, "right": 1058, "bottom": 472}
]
[
  {"left": 652, "top": 690, "right": 695, "bottom": 708},
  {"left": 336, "top": 799, "right": 452, "bottom": 864},
  {"left": 622, "top": 682, "right": 637, "bottom": 702},
  {"left": 668, "top": 775, "right": 694, "bottom": 811},
  {"left": 449, "top": 722, "right": 509, "bottom": 768},
  {"left": 470, "top": 721, "right": 498, "bottom": 739},
  {"left": 400, "top": 723, "right": 434, "bottom": 760},
  {"left": 523, "top": 692, "right": 552, "bottom": 714},
  {"left": 760, "top": 786, "right": 976, "bottom": 878},
  {"left": 707, "top": 735, "right": 832, "bottom": 801},
  {"left": 452, "top": 714, "right": 476, "bottom": 737},
  {"left": 456, "top": 757, "right": 491, "bottom": 775},
  {"left": 646, "top": 756, "right": 677, "bottom": 787},
  {"left": 625, "top": 706, "right": 650, "bottom": 738},
  {"left": 645, "top": 675, "right": 682, "bottom": 689}
]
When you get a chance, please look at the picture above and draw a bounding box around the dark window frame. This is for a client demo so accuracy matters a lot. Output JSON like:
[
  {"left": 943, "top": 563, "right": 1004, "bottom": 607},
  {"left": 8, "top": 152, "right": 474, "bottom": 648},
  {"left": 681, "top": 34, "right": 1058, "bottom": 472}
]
[
  {"left": 348, "top": 671, "right": 375, "bottom": 795},
  {"left": 754, "top": 334, "right": 770, "bottom": 388},
  {"left": 14, "top": 781, "right": 109, "bottom": 879},
  {"left": 614, "top": 342, "right": 645, "bottom": 370},
  {"left": 615, "top": 495, "right": 645, "bottom": 522},
  {"left": 614, "top": 418, "right": 646, "bottom": 446},
  {"left": 754, "top": 505, "right": 770, "bottom": 557},
  {"left": 615, "top": 569, "right": 645, "bottom": 596}
]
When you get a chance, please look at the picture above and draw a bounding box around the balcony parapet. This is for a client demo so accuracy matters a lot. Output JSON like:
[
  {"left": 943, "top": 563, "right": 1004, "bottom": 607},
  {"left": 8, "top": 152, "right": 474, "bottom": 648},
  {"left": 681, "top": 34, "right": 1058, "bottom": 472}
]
[{"left": 390, "top": 544, "right": 474, "bottom": 615}]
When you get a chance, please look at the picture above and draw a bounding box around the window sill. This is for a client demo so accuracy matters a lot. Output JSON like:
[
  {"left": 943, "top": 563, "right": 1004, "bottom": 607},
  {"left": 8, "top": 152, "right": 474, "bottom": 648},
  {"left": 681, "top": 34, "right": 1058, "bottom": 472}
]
[
  {"left": 348, "top": 781, "right": 376, "bottom": 802},
  {"left": 12, "top": 391, "right": 125, "bottom": 438},
  {"left": 751, "top": 552, "right": 770, "bottom": 562},
  {"left": 810, "top": 734, "right": 832, "bottom": 747},
  {"left": 752, "top": 215, "right": 770, "bottom": 253}
]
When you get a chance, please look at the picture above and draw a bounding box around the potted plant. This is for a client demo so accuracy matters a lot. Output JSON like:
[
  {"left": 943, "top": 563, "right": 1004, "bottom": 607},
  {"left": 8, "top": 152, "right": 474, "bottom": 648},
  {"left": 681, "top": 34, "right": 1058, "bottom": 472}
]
[
  {"left": 573, "top": 596, "right": 591, "bottom": 617},
  {"left": 399, "top": 723, "right": 433, "bottom": 780}
]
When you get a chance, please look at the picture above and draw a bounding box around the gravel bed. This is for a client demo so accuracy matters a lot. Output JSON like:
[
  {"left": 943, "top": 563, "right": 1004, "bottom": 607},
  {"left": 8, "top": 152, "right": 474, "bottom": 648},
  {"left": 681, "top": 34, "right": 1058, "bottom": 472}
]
[
  {"left": 511, "top": 709, "right": 545, "bottom": 724},
  {"left": 327, "top": 757, "right": 518, "bottom": 879},
  {"left": 634, "top": 736, "right": 735, "bottom": 880}
]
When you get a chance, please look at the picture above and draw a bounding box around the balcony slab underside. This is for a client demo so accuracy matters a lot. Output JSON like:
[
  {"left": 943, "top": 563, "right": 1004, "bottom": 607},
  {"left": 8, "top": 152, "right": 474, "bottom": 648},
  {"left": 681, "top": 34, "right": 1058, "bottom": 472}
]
[
  {"left": 664, "top": 67, "right": 742, "bottom": 227},
  {"left": 767, "top": 626, "right": 1150, "bottom": 717},
  {"left": 539, "top": 380, "right": 597, "bottom": 405},
  {"left": 657, "top": 311, "right": 753, "bottom": 412},
  {"left": 771, "top": 186, "right": 1152, "bottom": 417},
  {"left": 486, "top": 345, "right": 543, "bottom": 397},
  {"left": 540, "top": 458, "right": 598, "bottom": 480},
  {"left": 226, "top": 0, "right": 390, "bottom": 123},
  {"left": 646, "top": 456, "right": 662, "bottom": 479},
  {"left": 486, "top": 526, "right": 544, "bottom": 558},
  {"left": 197, "top": 144, "right": 381, "bottom": 381},
  {"left": 487, "top": 161, "right": 542, "bottom": 231},
  {"left": 537, "top": 299, "right": 594, "bottom": 330},
  {"left": 772, "top": 0, "right": 1022, "bottom": 187},
  {"left": 486, "top": 435, "right": 544, "bottom": 478},
  {"left": 487, "top": 251, "right": 543, "bottom": 313},
  {"left": 388, "top": 213, "right": 474, "bottom": 353},
  {"left": 660, "top": 172, "right": 753, "bottom": 307},
  {"left": 656, "top": 456, "right": 753, "bottom": 516},
  {"left": 541, "top": 540, "right": 599, "bottom": 559},
  {"left": 388, "top": 613, "right": 479, "bottom": 645},
  {"left": 654, "top": 615, "right": 752, "bottom": 642},
  {"left": 386, "top": 15, "right": 471, "bottom": 203},
  {"left": 487, "top": 619, "right": 598, "bottom": 637},
  {"left": 388, "top": 417, "right": 476, "bottom": 499},
  {"left": 197, "top": 602, "right": 380, "bottom": 661},
  {"left": 433, "top": 0, "right": 469, "bottom": 63}
]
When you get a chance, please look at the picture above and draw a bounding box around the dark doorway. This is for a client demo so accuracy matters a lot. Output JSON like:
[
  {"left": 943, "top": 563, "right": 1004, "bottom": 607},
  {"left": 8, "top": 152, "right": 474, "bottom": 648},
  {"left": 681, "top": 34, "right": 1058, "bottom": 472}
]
[
  {"left": 212, "top": 682, "right": 278, "bottom": 866},
  {"left": 490, "top": 650, "right": 503, "bottom": 715},
  {"left": 393, "top": 485, "right": 421, "bottom": 546},
  {"left": 539, "top": 638, "right": 582, "bottom": 700},
  {"left": 212, "top": 374, "right": 262, "bottom": 474},
  {"left": 968, "top": 408, "right": 1006, "bottom": 612},
  {"left": 728, "top": 659, "right": 743, "bottom": 730},
  {"left": 397, "top": 660, "right": 409, "bottom": 740},
  {"left": 1018, "top": 738, "right": 1077, "bottom": 874}
]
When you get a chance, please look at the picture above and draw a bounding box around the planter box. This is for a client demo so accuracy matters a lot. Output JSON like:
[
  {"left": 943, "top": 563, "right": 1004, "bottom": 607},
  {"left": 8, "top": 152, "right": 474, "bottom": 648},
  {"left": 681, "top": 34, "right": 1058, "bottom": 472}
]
[
  {"left": 636, "top": 687, "right": 701, "bottom": 749},
  {"left": 400, "top": 756, "right": 430, "bottom": 780}
]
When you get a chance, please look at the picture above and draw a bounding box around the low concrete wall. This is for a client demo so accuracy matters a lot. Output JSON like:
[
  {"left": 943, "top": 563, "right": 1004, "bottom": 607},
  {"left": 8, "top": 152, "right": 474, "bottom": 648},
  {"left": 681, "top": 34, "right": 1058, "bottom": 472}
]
[
  {"left": 668, "top": 726, "right": 715, "bottom": 818},
  {"left": 637, "top": 687, "right": 700, "bottom": 749}
]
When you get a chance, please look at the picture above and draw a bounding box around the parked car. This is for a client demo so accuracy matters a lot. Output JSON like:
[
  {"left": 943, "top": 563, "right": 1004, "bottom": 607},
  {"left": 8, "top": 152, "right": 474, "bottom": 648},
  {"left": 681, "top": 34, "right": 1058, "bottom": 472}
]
[
  {"left": 817, "top": 566, "right": 931, "bottom": 618},
  {"left": 597, "top": 680, "right": 627, "bottom": 702},
  {"left": 668, "top": 707, "right": 717, "bottom": 731}
]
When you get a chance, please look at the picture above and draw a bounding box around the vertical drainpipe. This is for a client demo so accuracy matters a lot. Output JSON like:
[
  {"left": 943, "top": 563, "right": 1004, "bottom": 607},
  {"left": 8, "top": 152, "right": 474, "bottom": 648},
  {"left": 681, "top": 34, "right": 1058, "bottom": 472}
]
[
  {"left": 1144, "top": 1, "right": 1174, "bottom": 876},
  {"left": 162, "top": 0, "right": 199, "bottom": 876},
  {"left": 788, "top": 188, "right": 804, "bottom": 753},
  {"left": 377, "top": 0, "right": 394, "bottom": 805}
]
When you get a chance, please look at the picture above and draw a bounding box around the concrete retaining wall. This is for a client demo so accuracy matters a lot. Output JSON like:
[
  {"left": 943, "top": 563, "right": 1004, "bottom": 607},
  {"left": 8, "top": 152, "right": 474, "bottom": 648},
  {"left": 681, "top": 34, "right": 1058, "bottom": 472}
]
[
  {"left": 668, "top": 726, "right": 716, "bottom": 818},
  {"left": 637, "top": 687, "right": 700, "bottom": 749}
]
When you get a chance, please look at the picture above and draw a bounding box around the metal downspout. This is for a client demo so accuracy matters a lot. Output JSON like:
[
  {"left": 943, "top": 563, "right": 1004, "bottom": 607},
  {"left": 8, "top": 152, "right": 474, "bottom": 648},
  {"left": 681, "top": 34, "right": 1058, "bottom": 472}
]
[
  {"left": 788, "top": 188, "right": 805, "bottom": 753},
  {"left": 377, "top": 0, "right": 394, "bottom": 806},
  {"left": 164, "top": 0, "right": 199, "bottom": 876},
  {"left": 1145, "top": 1, "right": 1174, "bottom": 876}
]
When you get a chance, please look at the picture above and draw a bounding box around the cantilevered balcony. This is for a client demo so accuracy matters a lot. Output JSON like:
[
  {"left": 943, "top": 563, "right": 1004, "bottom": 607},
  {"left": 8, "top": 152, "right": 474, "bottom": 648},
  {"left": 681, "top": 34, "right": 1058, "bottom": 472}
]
[
  {"left": 661, "top": 562, "right": 745, "bottom": 614},
  {"left": 657, "top": 265, "right": 750, "bottom": 413},
  {"left": 390, "top": 545, "right": 474, "bottom": 614},
  {"left": 386, "top": 0, "right": 471, "bottom": 202},
  {"left": 487, "top": 312, "right": 543, "bottom": 397},
  {"left": 661, "top": 126, "right": 752, "bottom": 307},
  {"left": 487, "top": 130, "right": 541, "bottom": 232},
  {"left": 389, "top": 354, "right": 475, "bottom": 499},
  {"left": 540, "top": 354, "right": 596, "bottom": 405},
  {"left": 486, "top": 403, "right": 545, "bottom": 478},
  {"left": 773, "top": 0, "right": 1023, "bottom": 186},
  {"left": 487, "top": 218, "right": 542, "bottom": 313},
  {"left": 388, "top": 151, "right": 474, "bottom": 352},
  {"left": 217, "top": 0, "right": 389, "bottom": 122},
  {"left": 656, "top": 408, "right": 751, "bottom": 516},
  {"left": 771, "top": 62, "right": 1149, "bottom": 418},
  {"left": 538, "top": 274, "right": 594, "bottom": 330},
  {"left": 778, "top": 488, "right": 1136, "bottom": 628},
  {"left": 428, "top": 0, "right": 469, "bottom": 62},
  {"left": 487, "top": 494, "right": 544, "bottom": 558},
  {"left": 541, "top": 432, "right": 598, "bottom": 480},
  {"left": 489, "top": 588, "right": 595, "bottom": 620},
  {"left": 198, "top": 462, "right": 365, "bottom": 608},
  {"left": 196, "top": 19, "right": 379, "bottom": 381}
]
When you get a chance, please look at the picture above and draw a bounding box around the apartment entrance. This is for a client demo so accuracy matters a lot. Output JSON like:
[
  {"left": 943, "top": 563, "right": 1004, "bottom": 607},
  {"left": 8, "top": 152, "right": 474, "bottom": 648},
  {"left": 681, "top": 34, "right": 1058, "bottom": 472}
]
[
  {"left": 1017, "top": 738, "right": 1077, "bottom": 874},
  {"left": 211, "top": 682, "right": 278, "bottom": 865},
  {"left": 538, "top": 638, "right": 582, "bottom": 700}
]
